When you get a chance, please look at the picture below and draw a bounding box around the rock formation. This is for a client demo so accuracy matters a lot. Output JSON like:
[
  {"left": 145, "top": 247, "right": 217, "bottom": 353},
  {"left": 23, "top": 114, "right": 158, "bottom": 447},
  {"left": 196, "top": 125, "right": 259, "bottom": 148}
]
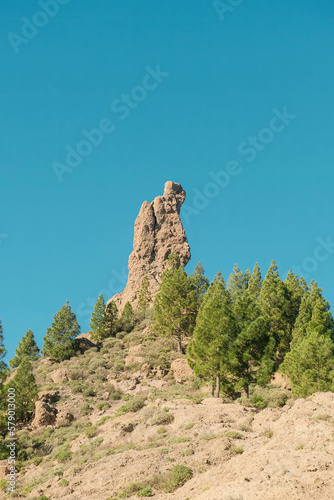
[{"left": 109, "top": 181, "right": 190, "bottom": 311}]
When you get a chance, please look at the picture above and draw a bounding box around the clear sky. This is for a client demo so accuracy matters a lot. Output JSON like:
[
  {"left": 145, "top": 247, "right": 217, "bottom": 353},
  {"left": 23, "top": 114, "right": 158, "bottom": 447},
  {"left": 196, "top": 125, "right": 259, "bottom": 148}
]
[{"left": 1, "top": 0, "right": 334, "bottom": 362}]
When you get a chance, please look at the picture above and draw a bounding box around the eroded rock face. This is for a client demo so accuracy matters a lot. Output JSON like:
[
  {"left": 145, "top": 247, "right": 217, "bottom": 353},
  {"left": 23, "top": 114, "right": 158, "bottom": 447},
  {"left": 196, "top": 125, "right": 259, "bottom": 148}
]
[
  {"left": 109, "top": 181, "right": 190, "bottom": 311},
  {"left": 31, "top": 401, "right": 57, "bottom": 428}
]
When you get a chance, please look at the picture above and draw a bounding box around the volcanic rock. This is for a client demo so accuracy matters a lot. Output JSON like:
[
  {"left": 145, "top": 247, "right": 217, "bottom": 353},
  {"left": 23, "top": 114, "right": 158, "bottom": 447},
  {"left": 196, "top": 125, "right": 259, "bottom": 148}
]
[{"left": 108, "top": 181, "right": 190, "bottom": 311}]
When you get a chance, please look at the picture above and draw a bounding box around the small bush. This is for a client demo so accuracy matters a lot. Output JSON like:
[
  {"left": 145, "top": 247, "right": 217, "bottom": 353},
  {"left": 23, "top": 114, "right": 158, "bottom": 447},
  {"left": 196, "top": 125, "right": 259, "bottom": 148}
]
[
  {"left": 109, "top": 391, "right": 122, "bottom": 401},
  {"left": 161, "top": 465, "right": 193, "bottom": 493},
  {"left": 55, "top": 450, "right": 72, "bottom": 463},
  {"left": 117, "top": 395, "right": 147, "bottom": 415},
  {"left": 151, "top": 412, "right": 174, "bottom": 425},
  {"left": 0, "top": 479, "right": 7, "bottom": 490},
  {"left": 230, "top": 446, "right": 244, "bottom": 455},
  {"left": 97, "top": 402, "right": 111, "bottom": 410},
  {"left": 313, "top": 414, "right": 332, "bottom": 422},
  {"left": 137, "top": 487, "right": 153, "bottom": 497},
  {"left": 83, "top": 388, "right": 96, "bottom": 397},
  {"left": 85, "top": 425, "right": 98, "bottom": 438},
  {"left": 59, "top": 479, "right": 69, "bottom": 486},
  {"left": 225, "top": 431, "right": 244, "bottom": 440}
]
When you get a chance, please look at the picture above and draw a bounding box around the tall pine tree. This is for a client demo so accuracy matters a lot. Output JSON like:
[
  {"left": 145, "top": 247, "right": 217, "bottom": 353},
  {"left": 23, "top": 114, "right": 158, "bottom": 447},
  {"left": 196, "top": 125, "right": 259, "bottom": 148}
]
[
  {"left": 248, "top": 262, "right": 262, "bottom": 301},
  {"left": 280, "top": 299, "right": 334, "bottom": 396},
  {"left": 187, "top": 272, "right": 237, "bottom": 397},
  {"left": 153, "top": 254, "right": 197, "bottom": 353},
  {"left": 227, "top": 264, "right": 250, "bottom": 303},
  {"left": 11, "top": 358, "right": 38, "bottom": 422},
  {"left": 42, "top": 300, "right": 80, "bottom": 361},
  {"left": 138, "top": 276, "right": 152, "bottom": 312},
  {"left": 90, "top": 294, "right": 106, "bottom": 341},
  {"left": 120, "top": 301, "right": 135, "bottom": 333},
  {"left": 103, "top": 300, "right": 118, "bottom": 339},
  {"left": 259, "top": 261, "right": 291, "bottom": 363},
  {"left": 232, "top": 291, "right": 275, "bottom": 397},
  {"left": 9, "top": 329, "right": 40, "bottom": 368},
  {"left": 188, "top": 262, "right": 209, "bottom": 309}
]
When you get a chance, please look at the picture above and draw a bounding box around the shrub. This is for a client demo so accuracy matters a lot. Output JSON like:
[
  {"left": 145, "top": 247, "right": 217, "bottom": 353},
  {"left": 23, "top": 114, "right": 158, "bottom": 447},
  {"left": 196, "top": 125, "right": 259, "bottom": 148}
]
[
  {"left": 83, "top": 388, "right": 96, "bottom": 397},
  {"left": 151, "top": 412, "right": 174, "bottom": 425},
  {"left": 97, "top": 402, "right": 111, "bottom": 410},
  {"left": 109, "top": 391, "right": 122, "bottom": 401},
  {"left": 55, "top": 449, "right": 72, "bottom": 463},
  {"left": 117, "top": 395, "right": 147, "bottom": 415},
  {"left": 60, "top": 479, "right": 69, "bottom": 486},
  {"left": 161, "top": 465, "right": 193, "bottom": 493},
  {"left": 85, "top": 425, "right": 98, "bottom": 438},
  {"left": 0, "top": 479, "right": 7, "bottom": 490},
  {"left": 313, "top": 414, "right": 332, "bottom": 422},
  {"left": 137, "top": 487, "right": 153, "bottom": 497},
  {"left": 230, "top": 446, "right": 244, "bottom": 455},
  {"left": 225, "top": 431, "right": 244, "bottom": 439}
]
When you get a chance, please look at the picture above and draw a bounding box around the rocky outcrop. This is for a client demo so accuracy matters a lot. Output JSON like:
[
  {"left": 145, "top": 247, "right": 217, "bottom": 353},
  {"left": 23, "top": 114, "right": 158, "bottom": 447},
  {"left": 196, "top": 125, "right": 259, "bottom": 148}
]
[
  {"left": 31, "top": 401, "right": 57, "bottom": 428},
  {"left": 171, "top": 358, "right": 194, "bottom": 383},
  {"left": 109, "top": 181, "right": 190, "bottom": 311}
]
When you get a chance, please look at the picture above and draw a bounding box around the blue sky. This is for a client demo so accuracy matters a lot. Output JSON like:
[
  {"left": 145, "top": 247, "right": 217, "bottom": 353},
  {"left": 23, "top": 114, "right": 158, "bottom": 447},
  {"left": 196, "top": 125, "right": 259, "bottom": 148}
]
[{"left": 1, "top": 0, "right": 334, "bottom": 361}]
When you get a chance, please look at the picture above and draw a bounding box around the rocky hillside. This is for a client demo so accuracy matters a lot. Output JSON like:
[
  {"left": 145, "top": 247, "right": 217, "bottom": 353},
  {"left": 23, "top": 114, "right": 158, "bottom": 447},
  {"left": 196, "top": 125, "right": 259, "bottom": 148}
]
[{"left": 1, "top": 315, "right": 334, "bottom": 500}]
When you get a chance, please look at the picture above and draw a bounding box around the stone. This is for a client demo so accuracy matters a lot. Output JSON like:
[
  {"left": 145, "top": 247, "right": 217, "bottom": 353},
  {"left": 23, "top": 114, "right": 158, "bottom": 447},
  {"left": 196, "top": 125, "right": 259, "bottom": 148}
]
[
  {"left": 51, "top": 368, "right": 69, "bottom": 384},
  {"left": 74, "top": 332, "right": 98, "bottom": 353},
  {"left": 171, "top": 358, "right": 194, "bottom": 383},
  {"left": 108, "top": 181, "right": 190, "bottom": 311},
  {"left": 55, "top": 410, "right": 74, "bottom": 428},
  {"left": 37, "top": 390, "right": 60, "bottom": 404},
  {"left": 31, "top": 401, "right": 57, "bottom": 428},
  {"left": 0, "top": 459, "right": 9, "bottom": 480}
]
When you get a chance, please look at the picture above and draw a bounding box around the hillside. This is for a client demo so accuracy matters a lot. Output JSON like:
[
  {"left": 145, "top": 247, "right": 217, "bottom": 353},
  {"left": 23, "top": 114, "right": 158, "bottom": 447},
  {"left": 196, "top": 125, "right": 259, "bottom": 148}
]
[{"left": 1, "top": 316, "right": 334, "bottom": 500}]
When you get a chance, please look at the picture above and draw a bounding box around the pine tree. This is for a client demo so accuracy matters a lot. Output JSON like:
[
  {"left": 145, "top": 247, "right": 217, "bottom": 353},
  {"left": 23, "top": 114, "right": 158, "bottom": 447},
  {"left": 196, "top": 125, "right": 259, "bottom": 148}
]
[
  {"left": 248, "top": 262, "right": 262, "bottom": 300},
  {"left": 153, "top": 254, "right": 197, "bottom": 353},
  {"left": 90, "top": 294, "right": 106, "bottom": 341},
  {"left": 11, "top": 358, "right": 38, "bottom": 422},
  {"left": 120, "top": 302, "right": 135, "bottom": 333},
  {"left": 280, "top": 299, "right": 334, "bottom": 396},
  {"left": 42, "top": 300, "right": 80, "bottom": 361},
  {"left": 231, "top": 291, "right": 275, "bottom": 397},
  {"left": 103, "top": 300, "right": 118, "bottom": 339},
  {"left": 0, "top": 321, "right": 7, "bottom": 384},
  {"left": 9, "top": 329, "right": 40, "bottom": 368},
  {"left": 187, "top": 272, "right": 237, "bottom": 397},
  {"left": 259, "top": 261, "right": 290, "bottom": 362},
  {"left": 284, "top": 271, "right": 307, "bottom": 340},
  {"left": 188, "top": 262, "right": 209, "bottom": 308},
  {"left": 138, "top": 276, "right": 152, "bottom": 312},
  {"left": 227, "top": 264, "right": 250, "bottom": 303}
]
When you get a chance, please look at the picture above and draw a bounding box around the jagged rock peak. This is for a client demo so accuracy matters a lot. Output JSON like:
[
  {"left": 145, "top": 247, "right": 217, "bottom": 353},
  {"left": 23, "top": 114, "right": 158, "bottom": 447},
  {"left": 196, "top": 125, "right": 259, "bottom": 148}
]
[{"left": 108, "top": 181, "right": 191, "bottom": 311}]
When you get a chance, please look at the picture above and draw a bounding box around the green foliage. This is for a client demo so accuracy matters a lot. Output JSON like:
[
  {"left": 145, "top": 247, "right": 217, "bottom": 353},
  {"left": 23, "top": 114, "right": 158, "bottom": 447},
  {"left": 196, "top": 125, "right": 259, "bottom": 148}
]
[
  {"left": 280, "top": 298, "right": 334, "bottom": 396},
  {"left": 42, "top": 300, "right": 80, "bottom": 361},
  {"left": 0, "top": 320, "right": 7, "bottom": 383},
  {"left": 151, "top": 412, "right": 174, "bottom": 425},
  {"left": 247, "top": 262, "right": 262, "bottom": 301},
  {"left": 138, "top": 276, "right": 152, "bottom": 312},
  {"left": 10, "top": 358, "right": 38, "bottom": 422},
  {"left": 9, "top": 329, "right": 40, "bottom": 368},
  {"left": 227, "top": 264, "right": 250, "bottom": 303},
  {"left": 55, "top": 449, "right": 72, "bottom": 463},
  {"left": 231, "top": 290, "right": 275, "bottom": 397},
  {"left": 153, "top": 254, "right": 197, "bottom": 353},
  {"left": 103, "top": 301, "right": 119, "bottom": 339},
  {"left": 116, "top": 395, "right": 147, "bottom": 415},
  {"left": 85, "top": 425, "right": 98, "bottom": 438},
  {"left": 187, "top": 272, "right": 237, "bottom": 397},
  {"left": 188, "top": 262, "right": 209, "bottom": 308},
  {"left": 230, "top": 446, "right": 244, "bottom": 454},
  {"left": 90, "top": 294, "right": 106, "bottom": 341},
  {"left": 120, "top": 302, "right": 135, "bottom": 333},
  {"left": 161, "top": 465, "right": 193, "bottom": 493},
  {"left": 137, "top": 487, "right": 153, "bottom": 497},
  {"left": 259, "top": 261, "right": 291, "bottom": 360}
]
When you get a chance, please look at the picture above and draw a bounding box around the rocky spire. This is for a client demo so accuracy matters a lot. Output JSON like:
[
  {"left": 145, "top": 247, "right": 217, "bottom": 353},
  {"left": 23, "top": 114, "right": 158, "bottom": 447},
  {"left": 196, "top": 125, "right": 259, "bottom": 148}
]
[{"left": 108, "top": 181, "right": 191, "bottom": 311}]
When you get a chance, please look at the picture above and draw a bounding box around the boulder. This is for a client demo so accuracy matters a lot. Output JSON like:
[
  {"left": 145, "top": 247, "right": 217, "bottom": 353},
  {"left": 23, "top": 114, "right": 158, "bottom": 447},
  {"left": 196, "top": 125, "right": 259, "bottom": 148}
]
[
  {"left": 108, "top": 181, "right": 190, "bottom": 311},
  {"left": 31, "top": 401, "right": 57, "bottom": 428},
  {"left": 55, "top": 410, "right": 74, "bottom": 428},
  {"left": 171, "top": 358, "right": 194, "bottom": 383},
  {"left": 51, "top": 368, "right": 69, "bottom": 384}
]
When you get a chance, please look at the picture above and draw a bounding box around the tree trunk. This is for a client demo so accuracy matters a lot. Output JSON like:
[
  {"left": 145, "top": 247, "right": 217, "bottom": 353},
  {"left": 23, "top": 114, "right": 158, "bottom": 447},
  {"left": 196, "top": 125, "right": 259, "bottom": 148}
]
[
  {"left": 176, "top": 337, "right": 182, "bottom": 353},
  {"left": 214, "top": 370, "right": 220, "bottom": 398},
  {"left": 242, "top": 386, "right": 249, "bottom": 399}
]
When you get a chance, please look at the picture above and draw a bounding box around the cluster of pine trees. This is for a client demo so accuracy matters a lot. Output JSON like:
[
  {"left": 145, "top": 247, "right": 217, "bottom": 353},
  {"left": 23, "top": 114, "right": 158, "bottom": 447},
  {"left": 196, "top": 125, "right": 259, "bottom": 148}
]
[
  {"left": 0, "top": 254, "right": 333, "bottom": 433},
  {"left": 152, "top": 256, "right": 334, "bottom": 398}
]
